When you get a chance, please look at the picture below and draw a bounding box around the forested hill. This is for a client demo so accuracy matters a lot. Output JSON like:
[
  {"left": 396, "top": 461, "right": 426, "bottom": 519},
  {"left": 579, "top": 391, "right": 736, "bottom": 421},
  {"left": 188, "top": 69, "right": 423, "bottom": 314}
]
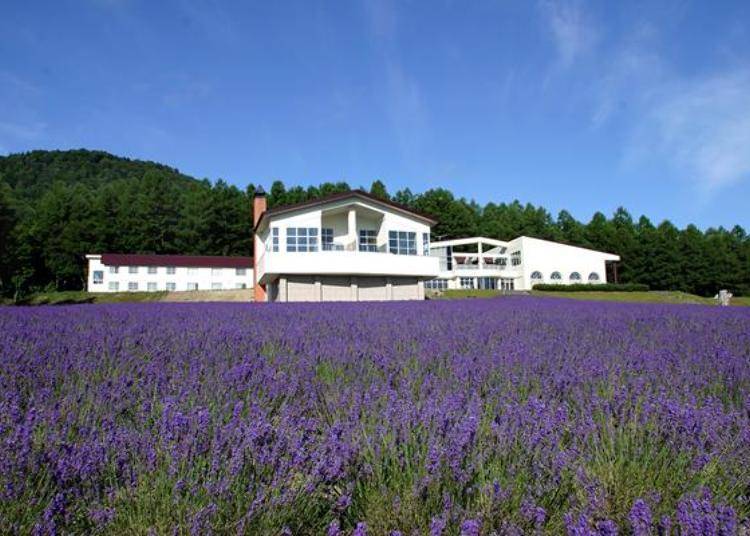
[
  {"left": 1, "top": 149, "right": 748, "bottom": 298},
  {"left": 0, "top": 149, "right": 196, "bottom": 202}
]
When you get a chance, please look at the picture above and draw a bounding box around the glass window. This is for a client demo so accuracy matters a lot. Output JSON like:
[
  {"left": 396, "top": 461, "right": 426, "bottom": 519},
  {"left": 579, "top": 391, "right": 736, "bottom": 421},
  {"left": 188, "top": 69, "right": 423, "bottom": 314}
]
[
  {"left": 187, "top": 282, "right": 198, "bottom": 291},
  {"left": 321, "top": 228, "right": 334, "bottom": 250},
  {"left": 359, "top": 229, "right": 377, "bottom": 252},
  {"left": 286, "top": 227, "right": 319, "bottom": 252},
  {"left": 550, "top": 271, "right": 562, "bottom": 280},
  {"left": 478, "top": 277, "right": 497, "bottom": 290},
  {"left": 211, "top": 282, "right": 223, "bottom": 290},
  {"left": 460, "top": 277, "right": 475, "bottom": 289},
  {"left": 187, "top": 267, "right": 198, "bottom": 275},
  {"left": 588, "top": 272, "right": 600, "bottom": 282},
  {"left": 388, "top": 231, "right": 416, "bottom": 255},
  {"left": 235, "top": 283, "right": 247, "bottom": 289},
  {"left": 531, "top": 271, "right": 543, "bottom": 280},
  {"left": 128, "top": 266, "right": 138, "bottom": 274},
  {"left": 93, "top": 270, "right": 104, "bottom": 284},
  {"left": 166, "top": 266, "right": 176, "bottom": 274},
  {"left": 147, "top": 282, "right": 157, "bottom": 291},
  {"left": 570, "top": 272, "right": 581, "bottom": 281},
  {"left": 271, "top": 228, "right": 279, "bottom": 252},
  {"left": 166, "top": 282, "right": 176, "bottom": 291},
  {"left": 211, "top": 268, "right": 222, "bottom": 276},
  {"left": 108, "top": 281, "right": 119, "bottom": 291},
  {"left": 425, "top": 279, "right": 448, "bottom": 290},
  {"left": 422, "top": 233, "right": 430, "bottom": 255},
  {"left": 109, "top": 266, "right": 119, "bottom": 274},
  {"left": 236, "top": 268, "right": 247, "bottom": 276},
  {"left": 128, "top": 282, "right": 138, "bottom": 291},
  {"left": 511, "top": 251, "right": 522, "bottom": 266},
  {"left": 501, "top": 278, "right": 515, "bottom": 291},
  {"left": 147, "top": 266, "right": 157, "bottom": 274}
]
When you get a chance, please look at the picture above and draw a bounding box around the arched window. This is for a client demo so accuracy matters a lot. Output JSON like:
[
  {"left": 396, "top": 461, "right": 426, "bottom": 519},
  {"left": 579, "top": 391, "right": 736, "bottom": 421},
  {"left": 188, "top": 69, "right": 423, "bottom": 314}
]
[
  {"left": 588, "top": 272, "right": 600, "bottom": 282},
  {"left": 569, "top": 272, "right": 581, "bottom": 281},
  {"left": 531, "top": 271, "right": 543, "bottom": 280},
  {"left": 550, "top": 271, "right": 562, "bottom": 280}
]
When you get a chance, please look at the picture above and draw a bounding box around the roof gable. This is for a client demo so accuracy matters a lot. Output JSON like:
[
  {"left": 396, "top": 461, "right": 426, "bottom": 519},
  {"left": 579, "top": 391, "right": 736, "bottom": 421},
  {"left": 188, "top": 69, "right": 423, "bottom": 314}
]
[{"left": 255, "top": 190, "right": 437, "bottom": 230}]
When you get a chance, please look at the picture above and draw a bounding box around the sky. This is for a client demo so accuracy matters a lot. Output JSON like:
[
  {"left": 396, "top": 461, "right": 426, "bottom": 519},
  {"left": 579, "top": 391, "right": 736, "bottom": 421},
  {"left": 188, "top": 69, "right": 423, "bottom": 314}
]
[{"left": 2, "top": 0, "right": 750, "bottom": 230}]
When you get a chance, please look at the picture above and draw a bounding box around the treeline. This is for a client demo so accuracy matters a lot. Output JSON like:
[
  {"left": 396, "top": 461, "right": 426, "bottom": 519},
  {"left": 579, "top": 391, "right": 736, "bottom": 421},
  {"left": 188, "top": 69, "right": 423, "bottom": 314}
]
[{"left": 1, "top": 149, "right": 748, "bottom": 299}]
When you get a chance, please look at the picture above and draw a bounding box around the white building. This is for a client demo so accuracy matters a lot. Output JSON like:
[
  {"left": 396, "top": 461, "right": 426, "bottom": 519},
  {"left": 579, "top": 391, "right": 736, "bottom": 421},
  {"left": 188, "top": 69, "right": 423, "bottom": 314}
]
[
  {"left": 85, "top": 254, "right": 253, "bottom": 293},
  {"left": 252, "top": 189, "right": 439, "bottom": 302},
  {"left": 427, "top": 236, "right": 620, "bottom": 291}
]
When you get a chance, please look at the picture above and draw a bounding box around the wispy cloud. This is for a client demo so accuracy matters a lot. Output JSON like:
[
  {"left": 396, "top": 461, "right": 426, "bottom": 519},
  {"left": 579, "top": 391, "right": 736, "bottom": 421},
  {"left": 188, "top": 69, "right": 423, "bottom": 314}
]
[
  {"left": 582, "top": 22, "right": 750, "bottom": 193},
  {"left": 362, "top": 0, "right": 429, "bottom": 165},
  {"left": 539, "top": 0, "right": 598, "bottom": 68},
  {"left": 632, "top": 69, "right": 750, "bottom": 192},
  {"left": 0, "top": 121, "right": 46, "bottom": 141}
]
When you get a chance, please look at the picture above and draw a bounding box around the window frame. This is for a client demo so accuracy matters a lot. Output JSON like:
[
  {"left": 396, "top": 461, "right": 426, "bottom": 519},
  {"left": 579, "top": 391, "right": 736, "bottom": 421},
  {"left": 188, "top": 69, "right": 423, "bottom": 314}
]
[
  {"left": 147, "top": 266, "right": 157, "bottom": 274},
  {"left": 128, "top": 282, "right": 138, "bottom": 291},
  {"left": 550, "top": 271, "right": 562, "bottom": 281},
  {"left": 358, "top": 229, "right": 377, "bottom": 252},
  {"left": 166, "top": 282, "right": 176, "bottom": 291},
  {"left": 108, "top": 281, "right": 119, "bottom": 291},
  {"left": 570, "top": 272, "right": 581, "bottom": 281},
  {"left": 286, "top": 227, "right": 319, "bottom": 252},
  {"left": 388, "top": 230, "right": 417, "bottom": 255},
  {"left": 166, "top": 266, "right": 176, "bottom": 275},
  {"left": 92, "top": 270, "right": 104, "bottom": 284},
  {"left": 128, "top": 266, "right": 138, "bottom": 274},
  {"left": 147, "top": 282, "right": 157, "bottom": 291},
  {"left": 109, "top": 266, "right": 119, "bottom": 274},
  {"left": 588, "top": 272, "right": 600, "bottom": 282}
]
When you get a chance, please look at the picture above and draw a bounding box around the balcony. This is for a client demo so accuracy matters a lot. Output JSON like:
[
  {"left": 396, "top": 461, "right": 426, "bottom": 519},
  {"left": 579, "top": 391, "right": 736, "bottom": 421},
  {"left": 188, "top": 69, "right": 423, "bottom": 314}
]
[{"left": 258, "top": 249, "right": 439, "bottom": 284}]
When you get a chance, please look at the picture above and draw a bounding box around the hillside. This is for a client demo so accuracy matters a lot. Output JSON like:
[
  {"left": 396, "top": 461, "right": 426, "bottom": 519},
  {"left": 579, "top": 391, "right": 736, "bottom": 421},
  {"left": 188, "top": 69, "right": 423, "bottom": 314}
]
[{"left": 0, "top": 149, "right": 197, "bottom": 202}]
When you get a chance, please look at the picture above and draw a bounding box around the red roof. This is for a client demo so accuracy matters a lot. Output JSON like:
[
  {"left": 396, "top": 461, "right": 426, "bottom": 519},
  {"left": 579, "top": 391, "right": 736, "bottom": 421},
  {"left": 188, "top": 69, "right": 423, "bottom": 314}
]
[{"left": 100, "top": 253, "right": 252, "bottom": 269}]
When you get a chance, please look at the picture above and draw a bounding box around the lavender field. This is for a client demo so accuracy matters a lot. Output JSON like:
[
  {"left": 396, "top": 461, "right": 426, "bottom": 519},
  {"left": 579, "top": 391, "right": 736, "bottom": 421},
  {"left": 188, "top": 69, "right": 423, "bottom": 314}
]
[{"left": 1, "top": 298, "right": 748, "bottom": 535}]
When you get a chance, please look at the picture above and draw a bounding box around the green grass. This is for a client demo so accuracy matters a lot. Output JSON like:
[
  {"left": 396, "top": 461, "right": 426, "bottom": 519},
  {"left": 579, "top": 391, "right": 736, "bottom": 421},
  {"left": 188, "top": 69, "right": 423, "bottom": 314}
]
[
  {"left": 531, "top": 290, "right": 750, "bottom": 306},
  {"left": 436, "top": 289, "right": 750, "bottom": 306},
  {"left": 5, "top": 290, "right": 167, "bottom": 306},
  {"left": 436, "top": 289, "right": 509, "bottom": 299}
]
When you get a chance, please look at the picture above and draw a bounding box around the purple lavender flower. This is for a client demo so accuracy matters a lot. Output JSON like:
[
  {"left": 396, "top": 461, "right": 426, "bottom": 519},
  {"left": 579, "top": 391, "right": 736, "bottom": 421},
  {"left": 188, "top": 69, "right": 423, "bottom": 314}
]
[{"left": 629, "top": 499, "right": 653, "bottom": 536}]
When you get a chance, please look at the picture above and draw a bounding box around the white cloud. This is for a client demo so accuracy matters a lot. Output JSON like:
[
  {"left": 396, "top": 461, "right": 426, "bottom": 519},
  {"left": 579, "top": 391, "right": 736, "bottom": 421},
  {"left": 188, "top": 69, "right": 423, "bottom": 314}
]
[
  {"left": 639, "top": 70, "right": 750, "bottom": 191},
  {"left": 587, "top": 25, "right": 750, "bottom": 193},
  {"left": 0, "top": 121, "right": 46, "bottom": 141},
  {"left": 539, "top": 0, "right": 598, "bottom": 68}
]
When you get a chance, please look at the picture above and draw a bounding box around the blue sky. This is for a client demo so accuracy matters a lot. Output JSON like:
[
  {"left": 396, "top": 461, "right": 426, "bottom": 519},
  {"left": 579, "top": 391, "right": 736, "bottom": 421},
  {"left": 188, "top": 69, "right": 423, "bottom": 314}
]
[{"left": 2, "top": 0, "right": 750, "bottom": 229}]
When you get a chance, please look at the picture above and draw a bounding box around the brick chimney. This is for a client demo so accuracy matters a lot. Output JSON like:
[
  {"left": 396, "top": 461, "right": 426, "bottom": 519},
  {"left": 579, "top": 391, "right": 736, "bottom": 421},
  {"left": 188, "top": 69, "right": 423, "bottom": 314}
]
[{"left": 253, "top": 186, "right": 267, "bottom": 302}]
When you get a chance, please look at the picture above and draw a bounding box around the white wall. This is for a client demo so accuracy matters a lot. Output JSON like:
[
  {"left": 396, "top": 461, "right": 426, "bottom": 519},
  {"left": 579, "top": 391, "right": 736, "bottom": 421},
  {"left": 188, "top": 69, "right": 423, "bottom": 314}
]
[
  {"left": 512, "top": 236, "right": 618, "bottom": 290},
  {"left": 86, "top": 256, "right": 254, "bottom": 293}
]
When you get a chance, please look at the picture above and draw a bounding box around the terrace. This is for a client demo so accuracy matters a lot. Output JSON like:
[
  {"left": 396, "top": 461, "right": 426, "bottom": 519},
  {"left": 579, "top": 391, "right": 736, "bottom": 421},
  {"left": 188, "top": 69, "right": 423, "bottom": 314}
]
[{"left": 430, "top": 236, "right": 521, "bottom": 277}]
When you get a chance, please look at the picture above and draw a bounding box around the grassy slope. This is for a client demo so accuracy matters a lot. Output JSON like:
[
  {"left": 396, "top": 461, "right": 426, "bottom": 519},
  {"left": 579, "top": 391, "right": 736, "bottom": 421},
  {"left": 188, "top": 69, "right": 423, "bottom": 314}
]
[{"left": 437, "top": 289, "right": 750, "bottom": 306}]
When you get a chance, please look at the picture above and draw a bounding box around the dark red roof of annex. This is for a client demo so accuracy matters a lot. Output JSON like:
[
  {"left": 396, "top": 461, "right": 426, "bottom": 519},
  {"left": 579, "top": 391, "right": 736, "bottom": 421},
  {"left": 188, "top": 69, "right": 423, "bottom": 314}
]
[{"left": 99, "top": 253, "right": 252, "bottom": 269}]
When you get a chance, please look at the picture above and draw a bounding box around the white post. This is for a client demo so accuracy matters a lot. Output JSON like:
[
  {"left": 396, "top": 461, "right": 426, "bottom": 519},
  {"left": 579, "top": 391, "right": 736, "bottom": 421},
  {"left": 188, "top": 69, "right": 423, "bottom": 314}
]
[
  {"left": 347, "top": 208, "right": 357, "bottom": 250},
  {"left": 351, "top": 276, "right": 358, "bottom": 301},
  {"left": 478, "top": 241, "right": 483, "bottom": 270}
]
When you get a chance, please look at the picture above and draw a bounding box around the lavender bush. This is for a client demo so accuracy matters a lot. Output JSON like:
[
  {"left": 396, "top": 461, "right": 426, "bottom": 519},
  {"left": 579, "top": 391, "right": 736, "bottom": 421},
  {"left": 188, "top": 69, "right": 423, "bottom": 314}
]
[{"left": 1, "top": 297, "right": 748, "bottom": 534}]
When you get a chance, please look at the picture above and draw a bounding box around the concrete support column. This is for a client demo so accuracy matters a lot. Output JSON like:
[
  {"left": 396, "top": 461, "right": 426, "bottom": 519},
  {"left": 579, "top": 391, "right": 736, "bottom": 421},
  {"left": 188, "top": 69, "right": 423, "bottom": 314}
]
[
  {"left": 314, "top": 276, "right": 322, "bottom": 301},
  {"left": 478, "top": 241, "right": 483, "bottom": 270},
  {"left": 279, "top": 276, "right": 287, "bottom": 302},
  {"left": 347, "top": 208, "right": 357, "bottom": 249},
  {"left": 351, "top": 276, "right": 358, "bottom": 301},
  {"left": 417, "top": 280, "right": 425, "bottom": 300},
  {"left": 386, "top": 277, "right": 393, "bottom": 300}
]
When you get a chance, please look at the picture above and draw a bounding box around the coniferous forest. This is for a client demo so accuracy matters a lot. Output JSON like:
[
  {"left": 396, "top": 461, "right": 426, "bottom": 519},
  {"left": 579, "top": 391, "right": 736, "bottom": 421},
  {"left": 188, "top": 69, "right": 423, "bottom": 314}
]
[{"left": 0, "top": 149, "right": 748, "bottom": 299}]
